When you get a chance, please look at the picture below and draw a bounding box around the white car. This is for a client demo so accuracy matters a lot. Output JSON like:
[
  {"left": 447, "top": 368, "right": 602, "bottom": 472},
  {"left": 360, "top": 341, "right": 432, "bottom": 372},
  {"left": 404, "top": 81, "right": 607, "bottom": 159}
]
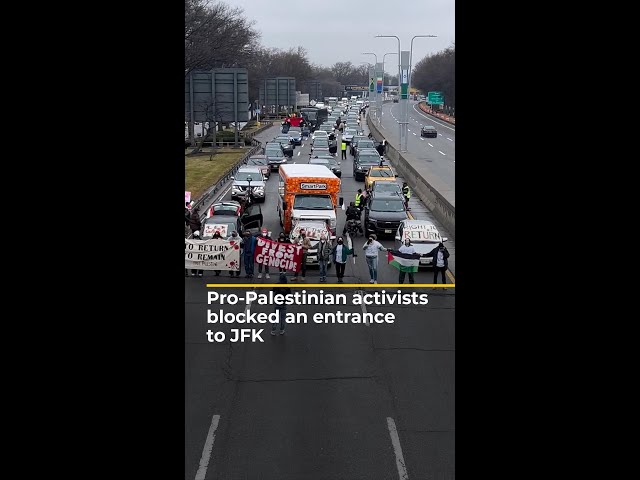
[
  {"left": 311, "top": 130, "right": 329, "bottom": 141},
  {"left": 394, "top": 219, "right": 449, "bottom": 268}
]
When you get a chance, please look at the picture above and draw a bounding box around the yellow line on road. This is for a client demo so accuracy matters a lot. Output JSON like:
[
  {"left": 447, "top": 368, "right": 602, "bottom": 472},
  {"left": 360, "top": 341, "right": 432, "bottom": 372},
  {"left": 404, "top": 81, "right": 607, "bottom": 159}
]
[{"left": 206, "top": 284, "right": 455, "bottom": 288}]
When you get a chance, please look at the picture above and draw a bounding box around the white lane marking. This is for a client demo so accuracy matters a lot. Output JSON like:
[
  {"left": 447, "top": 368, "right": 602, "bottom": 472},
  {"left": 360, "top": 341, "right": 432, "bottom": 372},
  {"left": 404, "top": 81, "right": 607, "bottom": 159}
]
[
  {"left": 420, "top": 138, "right": 424, "bottom": 141},
  {"left": 194, "top": 414, "right": 221, "bottom": 480},
  {"left": 297, "top": 151, "right": 300, "bottom": 156},
  {"left": 411, "top": 104, "right": 455, "bottom": 131},
  {"left": 438, "top": 150, "right": 446, "bottom": 156},
  {"left": 447, "top": 137, "right": 453, "bottom": 141},
  {"left": 387, "top": 417, "right": 409, "bottom": 480},
  {"left": 215, "top": 185, "right": 232, "bottom": 203},
  {"left": 412, "top": 132, "right": 417, "bottom": 136},
  {"left": 427, "top": 143, "right": 434, "bottom": 147},
  {"left": 302, "top": 143, "right": 305, "bottom": 148}
]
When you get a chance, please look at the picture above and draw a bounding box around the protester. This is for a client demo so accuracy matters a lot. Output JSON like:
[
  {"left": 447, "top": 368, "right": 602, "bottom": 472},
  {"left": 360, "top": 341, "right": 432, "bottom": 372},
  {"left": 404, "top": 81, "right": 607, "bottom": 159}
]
[
  {"left": 331, "top": 236, "right": 356, "bottom": 283},
  {"left": 271, "top": 273, "right": 291, "bottom": 335},
  {"left": 277, "top": 231, "right": 290, "bottom": 274},
  {"left": 428, "top": 242, "right": 450, "bottom": 285},
  {"left": 188, "top": 207, "right": 201, "bottom": 234},
  {"left": 398, "top": 238, "right": 417, "bottom": 284},
  {"left": 242, "top": 231, "right": 256, "bottom": 278},
  {"left": 291, "top": 229, "right": 311, "bottom": 281},
  {"left": 362, "top": 234, "right": 387, "bottom": 284},
  {"left": 227, "top": 230, "right": 241, "bottom": 277},
  {"left": 317, "top": 233, "right": 333, "bottom": 283},
  {"left": 190, "top": 230, "right": 204, "bottom": 277},
  {"left": 256, "top": 227, "right": 272, "bottom": 279},
  {"left": 211, "top": 231, "right": 223, "bottom": 276}
]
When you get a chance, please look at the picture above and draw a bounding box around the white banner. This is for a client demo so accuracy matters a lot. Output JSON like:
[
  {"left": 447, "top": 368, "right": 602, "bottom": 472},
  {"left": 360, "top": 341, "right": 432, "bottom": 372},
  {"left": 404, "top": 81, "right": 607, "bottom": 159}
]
[
  {"left": 185, "top": 238, "right": 240, "bottom": 271},
  {"left": 203, "top": 223, "right": 229, "bottom": 237}
]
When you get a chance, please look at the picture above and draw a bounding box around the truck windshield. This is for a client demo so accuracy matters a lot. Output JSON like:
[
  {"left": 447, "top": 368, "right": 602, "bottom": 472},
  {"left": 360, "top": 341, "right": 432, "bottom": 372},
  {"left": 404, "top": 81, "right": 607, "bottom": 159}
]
[{"left": 293, "top": 194, "right": 333, "bottom": 210}]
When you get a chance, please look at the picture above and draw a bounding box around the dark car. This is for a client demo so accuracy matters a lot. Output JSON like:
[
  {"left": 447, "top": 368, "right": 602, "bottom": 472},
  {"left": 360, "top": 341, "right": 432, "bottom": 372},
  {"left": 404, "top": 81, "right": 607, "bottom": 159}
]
[
  {"left": 274, "top": 135, "right": 294, "bottom": 157},
  {"left": 301, "top": 126, "right": 311, "bottom": 138},
  {"left": 264, "top": 142, "right": 287, "bottom": 171},
  {"left": 246, "top": 154, "right": 270, "bottom": 179},
  {"left": 353, "top": 139, "right": 376, "bottom": 156},
  {"left": 392, "top": 97, "right": 399, "bottom": 103},
  {"left": 288, "top": 128, "right": 303, "bottom": 145},
  {"left": 309, "top": 155, "right": 342, "bottom": 177},
  {"left": 363, "top": 194, "right": 409, "bottom": 237},
  {"left": 353, "top": 149, "right": 383, "bottom": 181},
  {"left": 350, "top": 135, "right": 370, "bottom": 156},
  {"left": 420, "top": 126, "right": 437, "bottom": 138}
]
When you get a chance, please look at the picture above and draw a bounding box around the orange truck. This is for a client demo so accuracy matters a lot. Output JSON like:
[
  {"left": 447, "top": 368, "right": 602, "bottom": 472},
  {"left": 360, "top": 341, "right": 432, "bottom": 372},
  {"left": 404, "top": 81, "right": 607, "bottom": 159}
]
[{"left": 277, "top": 164, "right": 343, "bottom": 235}]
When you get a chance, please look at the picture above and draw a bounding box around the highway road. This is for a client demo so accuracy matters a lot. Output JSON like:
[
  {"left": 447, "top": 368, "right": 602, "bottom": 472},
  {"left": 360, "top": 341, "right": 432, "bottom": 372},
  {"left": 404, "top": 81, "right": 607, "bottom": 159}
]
[
  {"left": 185, "top": 123, "right": 455, "bottom": 479},
  {"left": 377, "top": 100, "right": 455, "bottom": 195}
]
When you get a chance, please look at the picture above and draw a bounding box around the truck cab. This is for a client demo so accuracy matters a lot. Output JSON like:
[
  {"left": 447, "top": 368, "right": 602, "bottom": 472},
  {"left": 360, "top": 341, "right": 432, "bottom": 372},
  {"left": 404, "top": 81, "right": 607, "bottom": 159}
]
[{"left": 277, "top": 164, "right": 343, "bottom": 236}]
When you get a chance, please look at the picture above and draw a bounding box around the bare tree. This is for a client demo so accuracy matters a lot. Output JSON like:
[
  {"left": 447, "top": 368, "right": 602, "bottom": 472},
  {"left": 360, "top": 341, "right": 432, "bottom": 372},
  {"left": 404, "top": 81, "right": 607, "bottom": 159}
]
[
  {"left": 412, "top": 45, "right": 455, "bottom": 108},
  {"left": 185, "top": 0, "right": 260, "bottom": 76}
]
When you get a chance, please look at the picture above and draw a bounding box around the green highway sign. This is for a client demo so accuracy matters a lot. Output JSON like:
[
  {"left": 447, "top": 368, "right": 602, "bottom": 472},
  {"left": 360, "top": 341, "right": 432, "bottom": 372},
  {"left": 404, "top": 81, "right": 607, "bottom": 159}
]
[{"left": 427, "top": 91, "right": 444, "bottom": 105}]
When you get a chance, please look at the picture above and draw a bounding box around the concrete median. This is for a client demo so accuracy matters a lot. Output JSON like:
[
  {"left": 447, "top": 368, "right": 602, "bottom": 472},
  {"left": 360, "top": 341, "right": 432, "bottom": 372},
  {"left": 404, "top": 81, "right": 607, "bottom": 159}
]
[{"left": 367, "top": 116, "right": 455, "bottom": 239}]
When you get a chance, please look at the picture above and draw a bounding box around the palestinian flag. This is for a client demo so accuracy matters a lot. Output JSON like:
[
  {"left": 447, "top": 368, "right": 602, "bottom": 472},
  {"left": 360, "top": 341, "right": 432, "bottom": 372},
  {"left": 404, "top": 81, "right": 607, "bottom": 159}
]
[{"left": 387, "top": 249, "right": 420, "bottom": 273}]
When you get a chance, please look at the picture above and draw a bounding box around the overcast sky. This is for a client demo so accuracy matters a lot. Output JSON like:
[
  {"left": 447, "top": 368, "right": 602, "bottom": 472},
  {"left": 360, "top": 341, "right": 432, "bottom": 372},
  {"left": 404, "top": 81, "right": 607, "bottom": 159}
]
[{"left": 231, "top": 0, "right": 454, "bottom": 73}]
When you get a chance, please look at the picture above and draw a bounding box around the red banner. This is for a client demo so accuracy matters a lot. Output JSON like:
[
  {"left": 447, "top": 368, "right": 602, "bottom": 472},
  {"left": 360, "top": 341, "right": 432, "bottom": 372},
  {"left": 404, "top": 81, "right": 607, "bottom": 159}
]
[{"left": 254, "top": 237, "right": 304, "bottom": 272}]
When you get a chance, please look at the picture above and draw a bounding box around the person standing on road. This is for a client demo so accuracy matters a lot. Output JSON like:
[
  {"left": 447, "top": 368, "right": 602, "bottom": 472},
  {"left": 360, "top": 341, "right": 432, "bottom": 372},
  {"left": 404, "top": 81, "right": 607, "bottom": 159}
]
[
  {"left": 188, "top": 207, "right": 201, "bottom": 234},
  {"left": 277, "top": 231, "right": 290, "bottom": 274},
  {"left": 355, "top": 189, "right": 364, "bottom": 211},
  {"left": 341, "top": 139, "right": 347, "bottom": 160},
  {"left": 190, "top": 230, "right": 204, "bottom": 277},
  {"left": 331, "top": 236, "right": 356, "bottom": 283},
  {"left": 402, "top": 182, "right": 411, "bottom": 210},
  {"left": 362, "top": 234, "right": 387, "bottom": 284},
  {"left": 398, "top": 238, "right": 417, "bottom": 284},
  {"left": 211, "top": 231, "right": 223, "bottom": 276},
  {"left": 227, "top": 230, "right": 241, "bottom": 277},
  {"left": 317, "top": 233, "right": 332, "bottom": 283},
  {"left": 271, "top": 273, "right": 291, "bottom": 335},
  {"left": 256, "top": 227, "right": 272, "bottom": 279},
  {"left": 242, "top": 231, "right": 256, "bottom": 278},
  {"left": 428, "top": 242, "right": 450, "bottom": 285},
  {"left": 291, "top": 229, "right": 311, "bottom": 281}
]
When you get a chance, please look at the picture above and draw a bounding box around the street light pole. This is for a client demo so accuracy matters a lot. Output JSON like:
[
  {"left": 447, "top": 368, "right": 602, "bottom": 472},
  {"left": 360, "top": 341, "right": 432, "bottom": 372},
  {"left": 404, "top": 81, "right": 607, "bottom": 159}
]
[
  {"left": 409, "top": 35, "right": 437, "bottom": 97},
  {"left": 375, "top": 35, "right": 401, "bottom": 149},
  {"left": 362, "top": 53, "right": 378, "bottom": 118},
  {"left": 382, "top": 52, "right": 397, "bottom": 100}
]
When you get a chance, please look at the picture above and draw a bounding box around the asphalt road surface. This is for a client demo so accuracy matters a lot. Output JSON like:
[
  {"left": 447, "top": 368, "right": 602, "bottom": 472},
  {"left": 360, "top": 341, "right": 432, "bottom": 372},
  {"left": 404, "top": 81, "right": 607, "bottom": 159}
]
[
  {"left": 185, "top": 122, "right": 455, "bottom": 479},
  {"left": 378, "top": 100, "right": 455, "bottom": 195}
]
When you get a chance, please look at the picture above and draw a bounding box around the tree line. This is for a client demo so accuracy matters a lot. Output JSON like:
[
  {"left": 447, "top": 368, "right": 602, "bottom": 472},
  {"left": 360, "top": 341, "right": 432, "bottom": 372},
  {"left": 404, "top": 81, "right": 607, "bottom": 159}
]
[{"left": 186, "top": 0, "right": 453, "bottom": 106}]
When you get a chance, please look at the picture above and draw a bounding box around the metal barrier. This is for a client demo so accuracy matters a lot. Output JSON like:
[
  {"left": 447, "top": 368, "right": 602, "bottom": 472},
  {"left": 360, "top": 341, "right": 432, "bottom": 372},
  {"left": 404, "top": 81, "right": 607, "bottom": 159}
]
[{"left": 191, "top": 139, "right": 264, "bottom": 222}]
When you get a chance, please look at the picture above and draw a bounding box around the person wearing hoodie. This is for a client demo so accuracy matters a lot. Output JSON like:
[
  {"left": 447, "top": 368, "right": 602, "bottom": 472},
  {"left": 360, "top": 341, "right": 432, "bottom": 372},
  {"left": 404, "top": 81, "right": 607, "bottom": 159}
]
[
  {"left": 271, "top": 273, "right": 291, "bottom": 335},
  {"left": 255, "top": 227, "right": 272, "bottom": 279},
  {"left": 428, "top": 242, "right": 450, "bottom": 285},
  {"left": 331, "top": 236, "right": 356, "bottom": 283}
]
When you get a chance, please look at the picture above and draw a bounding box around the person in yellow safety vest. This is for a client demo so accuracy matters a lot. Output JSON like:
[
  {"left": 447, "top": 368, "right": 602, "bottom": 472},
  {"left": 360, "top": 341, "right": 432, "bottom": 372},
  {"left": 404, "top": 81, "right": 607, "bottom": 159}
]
[
  {"left": 355, "top": 188, "right": 364, "bottom": 211},
  {"left": 341, "top": 139, "right": 347, "bottom": 160},
  {"left": 402, "top": 182, "right": 411, "bottom": 210}
]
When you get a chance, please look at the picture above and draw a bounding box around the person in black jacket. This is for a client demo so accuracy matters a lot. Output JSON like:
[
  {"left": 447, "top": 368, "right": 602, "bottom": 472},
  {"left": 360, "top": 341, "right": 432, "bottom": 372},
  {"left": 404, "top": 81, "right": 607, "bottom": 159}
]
[
  {"left": 428, "top": 242, "right": 450, "bottom": 284},
  {"left": 271, "top": 273, "right": 291, "bottom": 335},
  {"left": 277, "top": 232, "right": 290, "bottom": 274}
]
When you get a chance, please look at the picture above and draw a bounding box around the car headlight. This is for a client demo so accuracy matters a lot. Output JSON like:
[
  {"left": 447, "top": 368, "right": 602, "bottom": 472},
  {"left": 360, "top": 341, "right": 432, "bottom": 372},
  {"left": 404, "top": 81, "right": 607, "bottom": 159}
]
[{"left": 253, "top": 187, "right": 264, "bottom": 193}]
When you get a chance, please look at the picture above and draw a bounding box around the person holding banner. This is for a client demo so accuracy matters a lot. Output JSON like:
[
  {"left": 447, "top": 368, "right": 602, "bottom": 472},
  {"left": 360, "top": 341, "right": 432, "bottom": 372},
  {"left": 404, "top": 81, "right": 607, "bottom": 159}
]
[
  {"left": 227, "top": 231, "right": 241, "bottom": 277},
  {"left": 190, "top": 231, "right": 204, "bottom": 277},
  {"left": 242, "top": 231, "right": 256, "bottom": 278},
  {"left": 394, "top": 238, "right": 419, "bottom": 284},
  {"left": 277, "top": 232, "right": 290, "bottom": 274},
  {"left": 211, "top": 231, "right": 223, "bottom": 276},
  {"left": 428, "top": 242, "right": 450, "bottom": 285},
  {"left": 256, "top": 227, "right": 272, "bottom": 279},
  {"left": 291, "top": 229, "right": 311, "bottom": 281},
  {"left": 188, "top": 207, "right": 201, "bottom": 234}
]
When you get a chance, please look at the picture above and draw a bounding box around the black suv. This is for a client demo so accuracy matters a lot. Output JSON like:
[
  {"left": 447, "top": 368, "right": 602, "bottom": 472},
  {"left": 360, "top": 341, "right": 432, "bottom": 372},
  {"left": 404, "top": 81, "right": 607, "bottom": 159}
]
[
  {"left": 273, "top": 135, "right": 294, "bottom": 157},
  {"left": 363, "top": 193, "right": 408, "bottom": 237},
  {"left": 353, "top": 148, "right": 383, "bottom": 181}
]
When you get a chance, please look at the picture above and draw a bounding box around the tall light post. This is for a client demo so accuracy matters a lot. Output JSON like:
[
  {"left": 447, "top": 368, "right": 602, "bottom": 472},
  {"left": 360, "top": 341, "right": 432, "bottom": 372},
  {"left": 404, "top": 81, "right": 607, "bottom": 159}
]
[
  {"left": 382, "top": 52, "right": 397, "bottom": 98},
  {"left": 360, "top": 62, "right": 372, "bottom": 100},
  {"left": 409, "top": 35, "right": 437, "bottom": 99},
  {"left": 362, "top": 53, "right": 378, "bottom": 115},
  {"left": 375, "top": 35, "right": 402, "bottom": 148}
]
